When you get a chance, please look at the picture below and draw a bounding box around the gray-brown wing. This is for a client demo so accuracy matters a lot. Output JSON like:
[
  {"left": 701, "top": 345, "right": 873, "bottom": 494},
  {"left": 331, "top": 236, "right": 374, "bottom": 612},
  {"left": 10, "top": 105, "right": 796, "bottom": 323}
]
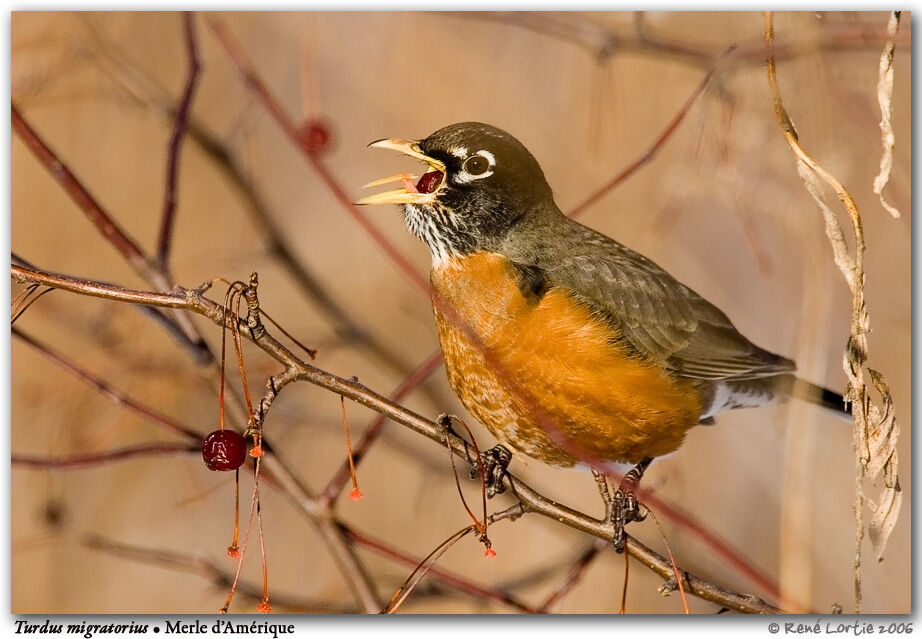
[{"left": 542, "top": 228, "right": 795, "bottom": 381}]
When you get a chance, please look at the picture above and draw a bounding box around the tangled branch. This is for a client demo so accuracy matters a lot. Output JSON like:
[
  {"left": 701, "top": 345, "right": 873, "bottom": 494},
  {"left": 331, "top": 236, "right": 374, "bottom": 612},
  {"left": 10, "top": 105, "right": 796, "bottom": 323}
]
[{"left": 12, "top": 261, "right": 782, "bottom": 614}]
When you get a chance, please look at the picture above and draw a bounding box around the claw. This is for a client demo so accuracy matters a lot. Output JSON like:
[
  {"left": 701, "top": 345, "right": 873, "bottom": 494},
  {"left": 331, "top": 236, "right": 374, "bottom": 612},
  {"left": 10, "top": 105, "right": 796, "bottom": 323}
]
[{"left": 472, "top": 445, "right": 513, "bottom": 497}]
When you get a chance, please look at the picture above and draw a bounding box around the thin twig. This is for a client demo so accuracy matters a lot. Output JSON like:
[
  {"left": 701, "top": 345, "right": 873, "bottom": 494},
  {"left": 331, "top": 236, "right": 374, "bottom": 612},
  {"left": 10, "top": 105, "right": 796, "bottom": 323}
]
[
  {"left": 382, "top": 505, "right": 522, "bottom": 614},
  {"left": 12, "top": 327, "right": 202, "bottom": 441},
  {"left": 156, "top": 11, "right": 201, "bottom": 265},
  {"left": 382, "top": 525, "right": 475, "bottom": 614},
  {"left": 568, "top": 64, "right": 716, "bottom": 219},
  {"left": 648, "top": 509, "right": 690, "bottom": 614},
  {"left": 12, "top": 252, "right": 211, "bottom": 363},
  {"left": 10, "top": 285, "right": 54, "bottom": 325},
  {"left": 13, "top": 443, "right": 198, "bottom": 468},
  {"left": 536, "top": 538, "right": 606, "bottom": 612},
  {"left": 83, "top": 534, "right": 354, "bottom": 613},
  {"left": 342, "top": 525, "right": 536, "bottom": 613}
]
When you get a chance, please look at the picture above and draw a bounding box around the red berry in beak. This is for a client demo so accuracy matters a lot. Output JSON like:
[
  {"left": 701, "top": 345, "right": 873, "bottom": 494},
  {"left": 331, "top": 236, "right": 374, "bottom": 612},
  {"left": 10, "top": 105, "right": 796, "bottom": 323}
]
[
  {"left": 416, "top": 171, "right": 443, "bottom": 194},
  {"left": 202, "top": 429, "right": 247, "bottom": 471}
]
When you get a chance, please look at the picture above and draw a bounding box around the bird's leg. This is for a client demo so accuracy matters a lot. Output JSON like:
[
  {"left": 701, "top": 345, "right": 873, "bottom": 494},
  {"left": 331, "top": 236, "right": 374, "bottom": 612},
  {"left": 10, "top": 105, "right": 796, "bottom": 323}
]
[
  {"left": 611, "top": 458, "right": 653, "bottom": 553},
  {"left": 591, "top": 468, "right": 614, "bottom": 522},
  {"left": 471, "top": 444, "right": 513, "bottom": 497}
]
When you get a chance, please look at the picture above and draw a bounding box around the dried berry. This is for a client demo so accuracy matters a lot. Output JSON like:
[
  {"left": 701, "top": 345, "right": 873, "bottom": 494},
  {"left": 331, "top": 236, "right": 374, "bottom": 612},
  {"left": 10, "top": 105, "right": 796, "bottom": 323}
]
[
  {"left": 202, "top": 429, "right": 247, "bottom": 471},
  {"left": 416, "top": 171, "right": 443, "bottom": 194}
]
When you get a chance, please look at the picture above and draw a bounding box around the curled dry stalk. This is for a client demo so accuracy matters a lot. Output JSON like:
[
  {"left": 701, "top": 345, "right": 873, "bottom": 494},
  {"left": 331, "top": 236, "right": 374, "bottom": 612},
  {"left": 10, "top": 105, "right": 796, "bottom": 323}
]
[
  {"left": 872, "top": 11, "right": 901, "bottom": 219},
  {"left": 763, "top": 11, "right": 902, "bottom": 613}
]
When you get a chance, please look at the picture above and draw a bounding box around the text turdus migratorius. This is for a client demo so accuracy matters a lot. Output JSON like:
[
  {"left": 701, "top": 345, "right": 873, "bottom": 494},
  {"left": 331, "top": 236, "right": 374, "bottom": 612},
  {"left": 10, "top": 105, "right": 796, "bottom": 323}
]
[{"left": 357, "top": 122, "right": 847, "bottom": 545}]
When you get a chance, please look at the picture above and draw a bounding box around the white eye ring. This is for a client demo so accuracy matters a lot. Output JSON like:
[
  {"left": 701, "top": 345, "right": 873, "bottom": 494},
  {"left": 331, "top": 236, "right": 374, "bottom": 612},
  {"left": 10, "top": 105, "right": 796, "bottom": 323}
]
[{"left": 455, "top": 150, "right": 495, "bottom": 183}]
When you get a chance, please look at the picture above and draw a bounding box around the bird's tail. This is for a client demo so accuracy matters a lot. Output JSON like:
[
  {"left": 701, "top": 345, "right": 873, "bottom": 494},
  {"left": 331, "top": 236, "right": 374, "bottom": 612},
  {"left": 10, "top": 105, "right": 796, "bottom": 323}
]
[{"left": 786, "top": 376, "right": 852, "bottom": 422}]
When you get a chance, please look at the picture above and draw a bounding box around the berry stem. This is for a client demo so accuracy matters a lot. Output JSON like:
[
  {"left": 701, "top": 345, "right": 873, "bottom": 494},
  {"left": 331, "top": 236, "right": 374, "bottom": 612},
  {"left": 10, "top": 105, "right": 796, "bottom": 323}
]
[{"left": 339, "top": 397, "right": 361, "bottom": 499}]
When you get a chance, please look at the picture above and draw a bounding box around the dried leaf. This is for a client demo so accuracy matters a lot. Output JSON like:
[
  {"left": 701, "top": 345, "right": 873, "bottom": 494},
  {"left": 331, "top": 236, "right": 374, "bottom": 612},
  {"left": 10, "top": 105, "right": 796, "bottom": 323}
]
[
  {"left": 872, "top": 11, "right": 901, "bottom": 219},
  {"left": 864, "top": 370, "right": 898, "bottom": 478},
  {"left": 795, "top": 160, "right": 856, "bottom": 286},
  {"left": 868, "top": 467, "right": 901, "bottom": 562},
  {"left": 864, "top": 369, "right": 902, "bottom": 560}
]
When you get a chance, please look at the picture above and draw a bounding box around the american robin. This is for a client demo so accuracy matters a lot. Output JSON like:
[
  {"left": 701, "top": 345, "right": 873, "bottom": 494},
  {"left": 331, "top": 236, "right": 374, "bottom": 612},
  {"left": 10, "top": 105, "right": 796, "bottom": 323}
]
[{"left": 357, "top": 122, "right": 847, "bottom": 548}]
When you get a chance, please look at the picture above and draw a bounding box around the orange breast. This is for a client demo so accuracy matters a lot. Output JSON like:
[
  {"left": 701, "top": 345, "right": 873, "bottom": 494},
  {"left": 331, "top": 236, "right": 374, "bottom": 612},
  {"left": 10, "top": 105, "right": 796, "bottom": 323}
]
[{"left": 430, "top": 252, "right": 703, "bottom": 467}]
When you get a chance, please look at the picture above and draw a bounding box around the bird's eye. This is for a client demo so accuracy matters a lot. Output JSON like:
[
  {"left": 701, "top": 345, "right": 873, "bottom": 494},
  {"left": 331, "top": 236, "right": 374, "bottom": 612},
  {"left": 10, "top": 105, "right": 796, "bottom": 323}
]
[{"left": 463, "top": 155, "right": 490, "bottom": 176}]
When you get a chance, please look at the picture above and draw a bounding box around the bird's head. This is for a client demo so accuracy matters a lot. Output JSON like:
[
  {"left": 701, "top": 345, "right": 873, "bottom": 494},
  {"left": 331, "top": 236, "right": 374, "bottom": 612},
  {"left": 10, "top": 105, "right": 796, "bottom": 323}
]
[{"left": 357, "top": 122, "right": 553, "bottom": 262}]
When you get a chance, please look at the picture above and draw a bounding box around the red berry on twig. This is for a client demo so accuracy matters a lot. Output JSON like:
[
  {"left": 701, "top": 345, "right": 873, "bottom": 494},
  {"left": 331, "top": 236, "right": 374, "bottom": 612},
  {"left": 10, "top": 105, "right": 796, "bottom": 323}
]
[
  {"left": 299, "top": 119, "right": 333, "bottom": 154},
  {"left": 202, "top": 429, "right": 247, "bottom": 471}
]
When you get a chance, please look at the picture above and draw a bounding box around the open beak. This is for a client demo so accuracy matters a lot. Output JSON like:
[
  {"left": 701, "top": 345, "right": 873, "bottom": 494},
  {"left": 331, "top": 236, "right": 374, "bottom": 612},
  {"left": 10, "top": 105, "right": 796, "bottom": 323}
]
[{"left": 355, "top": 138, "right": 446, "bottom": 205}]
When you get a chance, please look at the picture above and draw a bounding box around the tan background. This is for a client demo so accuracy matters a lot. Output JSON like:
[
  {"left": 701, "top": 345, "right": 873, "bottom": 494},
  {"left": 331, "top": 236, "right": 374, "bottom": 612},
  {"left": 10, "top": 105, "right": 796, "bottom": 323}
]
[{"left": 11, "top": 11, "right": 911, "bottom": 614}]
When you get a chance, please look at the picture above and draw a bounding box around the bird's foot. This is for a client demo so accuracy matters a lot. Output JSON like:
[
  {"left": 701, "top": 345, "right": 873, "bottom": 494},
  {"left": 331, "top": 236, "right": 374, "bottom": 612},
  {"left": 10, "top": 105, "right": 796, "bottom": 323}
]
[
  {"left": 610, "top": 458, "right": 652, "bottom": 553},
  {"left": 611, "top": 487, "right": 647, "bottom": 553},
  {"left": 471, "top": 444, "right": 513, "bottom": 497}
]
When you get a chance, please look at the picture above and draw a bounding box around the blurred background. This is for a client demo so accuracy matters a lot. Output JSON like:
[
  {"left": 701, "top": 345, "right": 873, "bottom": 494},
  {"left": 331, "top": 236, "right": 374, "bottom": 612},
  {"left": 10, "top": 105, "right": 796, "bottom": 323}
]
[{"left": 11, "top": 11, "right": 910, "bottom": 614}]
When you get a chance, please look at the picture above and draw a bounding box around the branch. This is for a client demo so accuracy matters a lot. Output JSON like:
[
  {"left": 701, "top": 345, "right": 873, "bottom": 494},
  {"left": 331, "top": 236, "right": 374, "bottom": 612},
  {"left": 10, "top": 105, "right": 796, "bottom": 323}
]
[{"left": 11, "top": 262, "right": 782, "bottom": 614}]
